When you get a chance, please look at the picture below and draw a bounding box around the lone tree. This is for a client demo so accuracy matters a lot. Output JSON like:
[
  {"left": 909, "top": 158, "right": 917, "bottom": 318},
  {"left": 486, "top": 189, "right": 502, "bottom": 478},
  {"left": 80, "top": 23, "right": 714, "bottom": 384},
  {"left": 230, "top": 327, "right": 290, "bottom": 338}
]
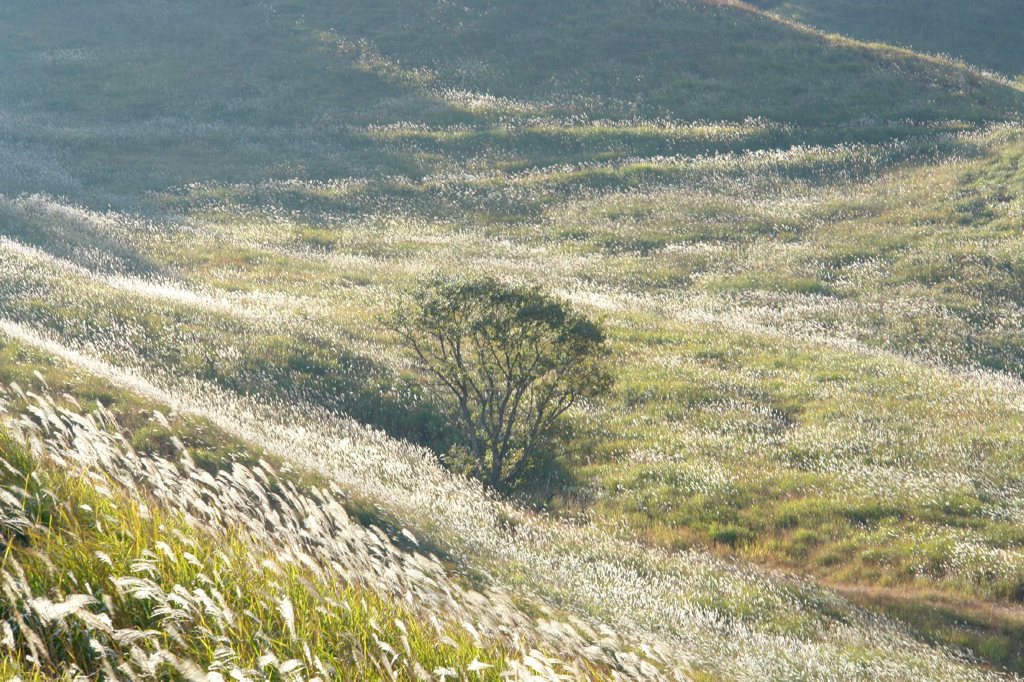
[{"left": 390, "top": 276, "right": 612, "bottom": 489}]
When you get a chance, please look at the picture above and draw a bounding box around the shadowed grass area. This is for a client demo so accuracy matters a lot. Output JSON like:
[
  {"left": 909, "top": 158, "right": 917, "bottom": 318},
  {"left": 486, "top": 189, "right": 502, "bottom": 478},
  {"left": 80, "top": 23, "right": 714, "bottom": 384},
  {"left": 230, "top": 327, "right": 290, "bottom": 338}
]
[
  {"left": 0, "top": 0, "right": 1021, "bottom": 207},
  {"left": 834, "top": 585, "right": 1024, "bottom": 676},
  {"left": 277, "top": 0, "right": 1024, "bottom": 123},
  {"left": 750, "top": 0, "right": 1024, "bottom": 78}
]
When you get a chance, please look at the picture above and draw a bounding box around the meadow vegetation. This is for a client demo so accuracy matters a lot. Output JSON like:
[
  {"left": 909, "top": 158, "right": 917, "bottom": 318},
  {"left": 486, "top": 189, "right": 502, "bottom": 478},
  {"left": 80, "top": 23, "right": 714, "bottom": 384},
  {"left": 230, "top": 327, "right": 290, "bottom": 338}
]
[
  {"left": 0, "top": 380, "right": 619, "bottom": 680},
  {"left": 2, "top": 0, "right": 1024, "bottom": 678},
  {"left": 750, "top": 0, "right": 1024, "bottom": 78},
  {"left": 390, "top": 276, "right": 612, "bottom": 489}
]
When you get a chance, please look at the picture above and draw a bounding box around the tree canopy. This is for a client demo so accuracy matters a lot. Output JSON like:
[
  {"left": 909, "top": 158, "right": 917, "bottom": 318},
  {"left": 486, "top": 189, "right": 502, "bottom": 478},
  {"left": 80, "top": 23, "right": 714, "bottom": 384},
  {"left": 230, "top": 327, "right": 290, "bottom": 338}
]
[{"left": 390, "top": 276, "right": 612, "bottom": 489}]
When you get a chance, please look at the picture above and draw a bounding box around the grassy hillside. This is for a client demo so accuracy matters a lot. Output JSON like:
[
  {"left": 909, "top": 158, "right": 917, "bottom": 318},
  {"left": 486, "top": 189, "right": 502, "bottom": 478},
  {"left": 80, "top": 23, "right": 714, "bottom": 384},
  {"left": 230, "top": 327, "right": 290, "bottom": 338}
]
[
  {"left": 5, "top": 0, "right": 1021, "bottom": 128},
  {"left": 750, "top": 0, "right": 1024, "bottom": 78},
  {"left": 0, "top": 418, "right": 512, "bottom": 680},
  {"left": 0, "top": 347, "right": 644, "bottom": 680},
  {"left": 273, "top": 0, "right": 1023, "bottom": 123},
  {"left": 1, "top": 0, "right": 1022, "bottom": 205},
  {"left": 2, "top": 0, "right": 1024, "bottom": 679}
]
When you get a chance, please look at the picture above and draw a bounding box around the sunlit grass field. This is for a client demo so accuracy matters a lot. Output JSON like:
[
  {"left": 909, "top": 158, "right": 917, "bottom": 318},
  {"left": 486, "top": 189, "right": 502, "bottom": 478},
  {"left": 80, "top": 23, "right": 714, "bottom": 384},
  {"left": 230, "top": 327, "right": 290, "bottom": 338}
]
[{"left": 2, "top": 0, "right": 1024, "bottom": 678}]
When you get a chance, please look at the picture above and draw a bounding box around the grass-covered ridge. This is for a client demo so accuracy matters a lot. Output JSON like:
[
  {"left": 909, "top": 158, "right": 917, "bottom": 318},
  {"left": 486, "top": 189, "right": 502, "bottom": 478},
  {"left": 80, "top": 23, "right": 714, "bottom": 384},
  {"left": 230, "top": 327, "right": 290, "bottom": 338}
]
[
  {"left": 0, "top": 381, "right": 633, "bottom": 680},
  {"left": 272, "top": 0, "right": 1024, "bottom": 123},
  {"left": 750, "top": 0, "right": 1024, "bottom": 78},
  {"left": 2, "top": 0, "right": 1024, "bottom": 678},
  {"left": 1, "top": 0, "right": 1022, "bottom": 206}
]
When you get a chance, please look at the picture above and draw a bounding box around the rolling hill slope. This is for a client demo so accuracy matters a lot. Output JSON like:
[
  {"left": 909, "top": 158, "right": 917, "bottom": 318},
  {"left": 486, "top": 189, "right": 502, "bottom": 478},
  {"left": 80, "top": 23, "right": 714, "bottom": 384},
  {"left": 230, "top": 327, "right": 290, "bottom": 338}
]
[
  {"left": 2, "top": 1, "right": 1024, "bottom": 679},
  {"left": 271, "top": 0, "right": 1023, "bottom": 123},
  {"left": 1, "top": 0, "right": 1022, "bottom": 204},
  {"left": 750, "top": 0, "right": 1024, "bottom": 78}
]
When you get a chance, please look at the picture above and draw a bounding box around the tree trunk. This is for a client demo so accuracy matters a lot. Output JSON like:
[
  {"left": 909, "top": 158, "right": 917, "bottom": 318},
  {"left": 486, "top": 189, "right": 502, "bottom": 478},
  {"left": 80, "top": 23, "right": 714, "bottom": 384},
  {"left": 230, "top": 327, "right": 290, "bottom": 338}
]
[{"left": 489, "top": 446, "right": 504, "bottom": 488}]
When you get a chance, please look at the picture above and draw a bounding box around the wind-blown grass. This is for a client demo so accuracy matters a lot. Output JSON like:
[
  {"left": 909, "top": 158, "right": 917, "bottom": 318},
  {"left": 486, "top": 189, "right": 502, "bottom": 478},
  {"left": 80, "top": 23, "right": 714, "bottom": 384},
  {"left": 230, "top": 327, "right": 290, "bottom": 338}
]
[
  {"left": 3, "top": 126, "right": 1024, "bottom": 675},
  {"left": 2, "top": 0, "right": 1024, "bottom": 677},
  {"left": 0, "top": 387, "right": 639, "bottom": 680}
]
